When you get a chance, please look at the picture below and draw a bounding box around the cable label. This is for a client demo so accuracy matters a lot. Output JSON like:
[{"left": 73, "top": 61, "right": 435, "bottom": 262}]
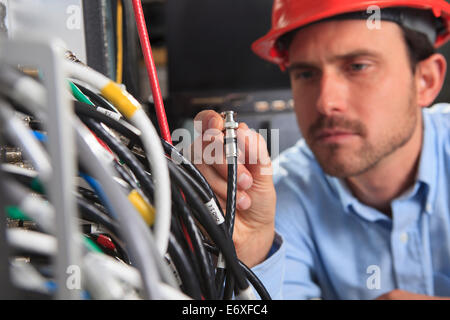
[
  {"left": 205, "top": 199, "right": 225, "bottom": 225},
  {"left": 96, "top": 107, "right": 122, "bottom": 121},
  {"left": 164, "top": 254, "right": 183, "bottom": 287},
  {"left": 216, "top": 252, "right": 226, "bottom": 269}
]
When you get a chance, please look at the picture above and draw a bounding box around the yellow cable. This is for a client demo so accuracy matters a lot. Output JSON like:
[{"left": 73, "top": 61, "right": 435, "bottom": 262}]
[
  {"left": 128, "top": 189, "right": 155, "bottom": 226},
  {"left": 100, "top": 81, "right": 140, "bottom": 118},
  {"left": 116, "top": 0, "right": 123, "bottom": 84}
]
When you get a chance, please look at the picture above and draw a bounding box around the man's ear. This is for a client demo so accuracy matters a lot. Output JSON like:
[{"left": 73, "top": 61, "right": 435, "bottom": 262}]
[{"left": 415, "top": 53, "right": 447, "bottom": 108}]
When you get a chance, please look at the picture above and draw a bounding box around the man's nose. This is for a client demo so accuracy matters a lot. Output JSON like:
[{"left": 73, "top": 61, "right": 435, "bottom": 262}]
[{"left": 315, "top": 71, "right": 348, "bottom": 116}]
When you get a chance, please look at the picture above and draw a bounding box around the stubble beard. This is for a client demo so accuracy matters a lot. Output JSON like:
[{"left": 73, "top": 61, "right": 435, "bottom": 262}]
[{"left": 306, "top": 88, "right": 419, "bottom": 178}]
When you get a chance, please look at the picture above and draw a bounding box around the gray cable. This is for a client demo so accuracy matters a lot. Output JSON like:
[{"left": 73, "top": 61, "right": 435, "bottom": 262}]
[
  {"left": 74, "top": 117, "right": 162, "bottom": 299},
  {"left": 0, "top": 99, "right": 52, "bottom": 183}
]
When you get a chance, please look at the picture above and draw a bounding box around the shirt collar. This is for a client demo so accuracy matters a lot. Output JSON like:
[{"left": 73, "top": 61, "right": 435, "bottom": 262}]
[{"left": 415, "top": 110, "right": 438, "bottom": 215}]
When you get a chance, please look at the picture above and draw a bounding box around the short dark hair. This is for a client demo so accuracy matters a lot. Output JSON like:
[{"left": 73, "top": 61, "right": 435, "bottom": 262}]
[{"left": 401, "top": 26, "right": 436, "bottom": 72}]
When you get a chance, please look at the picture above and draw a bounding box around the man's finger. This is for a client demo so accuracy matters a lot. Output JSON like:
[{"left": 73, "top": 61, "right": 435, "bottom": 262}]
[
  {"left": 193, "top": 110, "right": 224, "bottom": 133},
  {"left": 196, "top": 163, "right": 252, "bottom": 211},
  {"left": 199, "top": 129, "right": 254, "bottom": 191}
]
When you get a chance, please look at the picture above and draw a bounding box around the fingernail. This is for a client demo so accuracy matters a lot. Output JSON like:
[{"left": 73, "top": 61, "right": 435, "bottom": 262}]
[
  {"left": 208, "top": 117, "right": 217, "bottom": 129},
  {"left": 238, "top": 173, "right": 252, "bottom": 190},
  {"left": 237, "top": 195, "right": 251, "bottom": 210}
]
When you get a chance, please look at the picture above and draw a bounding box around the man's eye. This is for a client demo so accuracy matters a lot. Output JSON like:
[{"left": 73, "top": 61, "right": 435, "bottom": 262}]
[
  {"left": 349, "top": 63, "right": 369, "bottom": 72},
  {"left": 293, "top": 70, "right": 315, "bottom": 80}
]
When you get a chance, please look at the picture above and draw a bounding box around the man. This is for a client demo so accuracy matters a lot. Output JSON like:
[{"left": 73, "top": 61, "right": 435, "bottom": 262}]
[{"left": 193, "top": 0, "right": 450, "bottom": 299}]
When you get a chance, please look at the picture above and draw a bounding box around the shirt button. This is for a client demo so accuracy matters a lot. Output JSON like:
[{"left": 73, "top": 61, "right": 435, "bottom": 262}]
[{"left": 400, "top": 232, "right": 408, "bottom": 244}]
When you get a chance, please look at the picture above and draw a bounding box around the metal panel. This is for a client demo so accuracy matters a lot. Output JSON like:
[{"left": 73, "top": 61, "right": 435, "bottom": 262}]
[{"left": 1, "top": 0, "right": 87, "bottom": 63}]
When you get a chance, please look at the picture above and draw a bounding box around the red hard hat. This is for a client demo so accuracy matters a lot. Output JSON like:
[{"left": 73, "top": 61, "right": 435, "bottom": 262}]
[{"left": 252, "top": 0, "right": 450, "bottom": 67}]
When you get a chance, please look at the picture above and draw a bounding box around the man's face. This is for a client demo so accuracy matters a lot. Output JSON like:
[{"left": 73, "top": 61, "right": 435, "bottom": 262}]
[{"left": 288, "top": 20, "right": 420, "bottom": 178}]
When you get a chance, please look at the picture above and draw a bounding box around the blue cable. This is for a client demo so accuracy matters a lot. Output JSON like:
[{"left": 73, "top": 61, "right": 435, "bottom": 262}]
[
  {"left": 45, "top": 281, "right": 91, "bottom": 299},
  {"left": 32, "top": 130, "right": 47, "bottom": 143},
  {"left": 79, "top": 172, "right": 117, "bottom": 219}
]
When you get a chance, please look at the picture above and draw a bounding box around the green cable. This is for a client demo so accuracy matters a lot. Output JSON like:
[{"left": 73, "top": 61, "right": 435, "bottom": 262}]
[
  {"left": 5, "top": 206, "right": 31, "bottom": 221},
  {"left": 6, "top": 206, "right": 103, "bottom": 253},
  {"left": 30, "top": 177, "right": 45, "bottom": 194},
  {"left": 68, "top": 81, "right": 94, "bottom": 106}
]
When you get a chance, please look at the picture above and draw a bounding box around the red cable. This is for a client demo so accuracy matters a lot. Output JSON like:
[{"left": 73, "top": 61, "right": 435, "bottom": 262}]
[{"left": 131, "top": 0, "right": 172, "bottom": 144}]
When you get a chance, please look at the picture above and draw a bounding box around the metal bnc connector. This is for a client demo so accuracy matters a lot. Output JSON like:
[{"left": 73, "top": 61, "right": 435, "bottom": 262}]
[
  {"left": 64, "top": 50, "right": 85, "bottom": 65},
  {"left": 221, "top": 111, "right": 238, "bottom": 162}
]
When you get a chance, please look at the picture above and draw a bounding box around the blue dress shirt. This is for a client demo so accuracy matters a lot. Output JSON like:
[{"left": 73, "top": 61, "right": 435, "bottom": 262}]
[{"left": 252, "top": 103, "right": 450, "bottom": 300}]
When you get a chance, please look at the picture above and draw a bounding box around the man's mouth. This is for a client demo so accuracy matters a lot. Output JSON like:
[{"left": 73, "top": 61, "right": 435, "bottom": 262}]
[{"left": 315, "top": 129, "right": 358, "bottom": 143}]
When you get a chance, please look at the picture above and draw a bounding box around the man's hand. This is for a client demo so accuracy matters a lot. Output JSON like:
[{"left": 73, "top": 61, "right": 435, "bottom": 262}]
[
  {"left": 191, "top": 110, "right": 277, "bottom": 267},
  {"left": 375, "top": 289, "right": 450, "bottom": 300}
]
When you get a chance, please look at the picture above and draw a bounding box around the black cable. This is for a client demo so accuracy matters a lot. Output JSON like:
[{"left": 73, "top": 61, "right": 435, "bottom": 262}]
[
  {"left": 225, "top": 158, "right": 237, "bottom": 237},
  {"left": 73, "top": 100, "right": 141, "bottom": 141},
  {"left": 76, "top": 195, "right": 131, "bottom": 264},
  {"left": 76, "top": 195, "right": 119, "bottom": 237},
  {"left": 203, "top": 242, "right": 272, "bottom": 300},
  {"left": 161, "top": 139, "right": 224, "bottom": 217},
  {"left": 113, "top": 161, "right": 140, "bottom": 191},
  {"left": 221, "top": 160, "right": 238, "bottom": 299},
  {"left": 74, "top": 82, "right": 120, "bottom": 114},
  {"left": 77, "top": 186, "right": 102, "bottom": 206},
  {"left": 162, "top": 142, "right": 230, "bottom": 294},
  {"left": 167, "top": 234, "right": 203, "bottom": 300},
  {"left": 220, "top": 111, "right": 239, "bottom": 299},
  {"left": 215, "top": 268, "right": 226, "bottom": 299},
  {"left": 172, "top": 158, "right": 211, "bottom": 202},
  {"left": 121, "top": 0, "right": 141, "bottom": 98},
  {"left": 223, "top": 271, "right": 235, "bottom": 300},
  {"left": 171, "top": 183, "right": 217, "bottom": 300},
  {"left": 166, "top": 159, "right": 249, "bottom": 294},
  {"left": 238, "top": 260, "right": 272, "bottom": 300},
  {"left": 79, "top": 114, "right": 155, "bottom": 204}
]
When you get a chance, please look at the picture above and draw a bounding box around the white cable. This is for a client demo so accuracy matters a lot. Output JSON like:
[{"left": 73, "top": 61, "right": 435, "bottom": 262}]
[
  {"left": 7, "top": 228, "right": 57, "bottom": 256},
  {"left": 85, "top": 251, "right": 142, "bottom": 289},
  {"left": 0, "top": 64, "right": 48, "bottom": 122},
  {"left": 236, "top": 286, "right": 257, "bottom": 300},
  {"left": 10, "top": 259, "right": 52, "bottom": 295},
  {"left": 1, "top": 175, "right": 55, "bottom": 234},
  {"left": 159, "top": 283, "right": 192, "bottom": 300},
  {"left": 1, "top": 163, "right": 38, "bottom": 179},
  {"left": 67, "top": 62, "right": 110, "bottom": 88},
  {"left": 131, "top": 110, "right": 171, "bottom": 255},
  {"left": 20, "top": 195, "right": 55, "bottom": 234},
  {"left": 82, "top": 252, "right": 141, "bottom": 300},
  {"left": 0, "top": 100, "right": 52, "bottom": 183}
]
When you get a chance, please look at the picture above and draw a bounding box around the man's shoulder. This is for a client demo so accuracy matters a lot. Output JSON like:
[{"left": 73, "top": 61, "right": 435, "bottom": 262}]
[
  {"left": 424, "top": 103, "right": 450, "bottom": 129},
  {"left": 424, "top": 103, "right": 450, "bottom": 153}
]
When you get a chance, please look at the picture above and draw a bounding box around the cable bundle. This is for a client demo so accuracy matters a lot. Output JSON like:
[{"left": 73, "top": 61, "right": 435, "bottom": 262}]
[{"left": 0, "top": 53, "right": 270, "bottom": 299}]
